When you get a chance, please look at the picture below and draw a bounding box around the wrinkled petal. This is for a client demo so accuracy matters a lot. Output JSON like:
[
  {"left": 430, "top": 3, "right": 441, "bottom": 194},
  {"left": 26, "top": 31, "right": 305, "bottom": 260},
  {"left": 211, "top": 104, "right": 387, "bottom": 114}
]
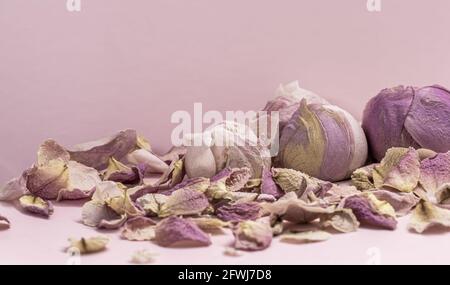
[
  {"left": 233, "top": 220, "right": 272, "bottom": 251},
  {"left": 108, "top": 190, "right": 145, "bottom": 217},
  {"left": 92, "top": 181, "right": 124, "bottom": 203},
  {"left": 343, "top": 194, "right": 397, "bottom": 230},
  {"left": 37, "top": 139, "right": 70, "bottom": 166},
  {"left": 323, "top": 184, "right": 361, "bottom": 205},
  {"left": 19, "top": 195, "right": 54, "bottom": 217},
  {"left": 260, "top": 167, "right": 283, "bottom": 199},
  {"left": 280, "top": 230, "right": 331, "bottom": 243},
  {"left": 168, "top": 177, "right": 210, "bottom": 195},
  {"left": 409, "top": 199, "right": 450, "bottom": 233},
  {"left": 159, "top": 188, "right": 209, "bottom": 217},
  {"left": 81, "top": 200, "right": 126, "bottom": 229},
  {"left": 103, "top": 157, "right": 142, "bottom": 185},
  {"left": 121, "top": 216, "right": 157, "bottom": 241},
  {"left": 209, "top": 167, "right": 251, "bottom": 192},
  {"left": 351, "top": 164, "right": 377, "bottom": 191},
  {"left": 57, "top": 161, "right": 102, "bottom": 200},
  {"left": 261, "top": 192, "right": 333, "bottom": 223},
  {"left": 156, "top": 158, "right": 185, "bottom": 188},
  {"left": 271, "top": 168, "right": 331, "bottom": 199},
  {"left": 320, "top": 208, "right": 359, "bottom": 233},
  {"left": 68, "top": 236, "right": 109, "bottom": 254},
  {"left": 68, "top": 129, "right": 138, "bottom": 170},
  {"left": 370, "top": 189, "right": 419, "bottom": 216},
  {"left": 373, "top": 147, "right": 420, "bottom": 192},
  {"left": 436, "top": 183, "right": 450, "bottom": 205},
  {"left": 0, "top": 174, "right": 29, "bottom": 201},
  {"left": 154, "top": 216, "right": 211, "bottom": 247},
  {"left": 419, "top": 151, "right": 450, "bottom": 195},
  {"left": 216, "top": 202, "right": 261, "bottom": 222},
  {"left": 187, "top": 217, "right": 230, "bottom": 234}
]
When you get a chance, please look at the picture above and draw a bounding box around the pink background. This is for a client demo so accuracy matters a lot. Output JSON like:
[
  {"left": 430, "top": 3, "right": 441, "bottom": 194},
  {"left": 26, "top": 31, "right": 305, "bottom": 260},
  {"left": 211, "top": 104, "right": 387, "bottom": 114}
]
[{"left": 1, "top": 1, "right": 450, "bottom": 264}]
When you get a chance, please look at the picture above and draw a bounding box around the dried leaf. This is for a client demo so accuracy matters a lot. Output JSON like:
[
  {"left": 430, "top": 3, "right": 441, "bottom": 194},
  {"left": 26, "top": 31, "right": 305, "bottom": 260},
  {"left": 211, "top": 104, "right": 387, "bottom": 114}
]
[
  {"left": 159, "top": 188, "right": 209, "bottom": 217},
  {"left": 19, "top": 195, "right": 54, "bottom": 217},
  {"left": 409, "top": 200, "right": 450, "bottom": 233},
  {"left": 320, "top": 208, "right": 359, "bottom": 233},
  {"left": 121, "top": 217, "right": 157, "bottom": 241},
  {"left": 68, "top": 129, "right": 138, "bottom": 170},
  {"left": 154, "top": 216, "right": 211, "bottom": 247},
  {"left": 216, "top": 202, "right": 261, "bottom": 222},
  {"left": 280, "top": 230, "right": 332, "bottom": 243},
  {"left": 373, "top": 147, "right": 420, "bottom": 192},
  {"left": 68, "top": 236, "right": 109, "bottom": 254},
  {"left": 233, "top": 220, "right": 272, "bottom": 251}
]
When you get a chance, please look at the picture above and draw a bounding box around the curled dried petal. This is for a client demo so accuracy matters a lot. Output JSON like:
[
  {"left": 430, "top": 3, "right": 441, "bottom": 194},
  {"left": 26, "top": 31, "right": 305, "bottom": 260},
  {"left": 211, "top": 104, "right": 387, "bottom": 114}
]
[
  {"left": 0, "top": 174, "right": 28, "bottom": 201},
  {"left": 126, "top": 149, "right": 169, "bottom": 174},
  {"left": 280, "top": 230, "right": 331, "bottom": 243},
  {"left": 343, "top": 195, "right": 397, "bottom": 230},
  {"left": 370, "top": 189, "right": 419, "bottom": 216},
  {"left": 272, "top": 168, "right": 330, "bottom": 199},
  {"left": 216, "top": 202, "right": 261, "bottom": 222},
  {"left": 92, "top": 181, "right": 124, "bottom": 203},
  {"left": 81, "top": 201, "right": 126, "bottom": 229},
  {"left": 436, "top": 184, "right": 450, "bottom": 205},
  {"left": 68, "top": 236, "right": 109, "bottom": 254},
  {"left": 419, "top": 151, "right": 450, "bottom": 195},
  {"left": 37, "top": 139, "right": 70, "bottom": 166},
  {"left": 0, "top": 215, "right": 10, "bottom": 229},
  {"left": 373, "top": 147, "right": 420, "bottom": 192},
  {"left": 154, "top": 216, "right": 211, "bottom": 247},
  {"left": 187, "top": 217, "right": 230, "bottom": 233},
  {"left": 159, "top": 188, "right": 209, "bottom": 218},
  {"left": 136, "top": 193, "right": 168, "bottom": 216},
  {"left": 351, "top": 164, "right": 376, "bottom": 191},
  {"left": 121, "top": 216, "right": 156, "bottom": 241},
  {"left": 409, "top": 200, "right": 450, "bottom": 233},
  {"left": 19, "top": 195, "right": 54, "bottom": 217},
  {"left": 261, "top": 167, "right": 283, "bottom": 199},
  {"left": 233, "top": 221, "right": 272, "bottom": 251},
  {"left": 103, "top": 157, "right": 142, "bottom": 185},
  {"left": 320, "top": 208, "right": 359, "bottom": 233},
  {"left": 108, "top": 190, "right": 144, "bottom": 217},
  {"left": 156, "top": 159, "right": 185, "bottom": 188}
]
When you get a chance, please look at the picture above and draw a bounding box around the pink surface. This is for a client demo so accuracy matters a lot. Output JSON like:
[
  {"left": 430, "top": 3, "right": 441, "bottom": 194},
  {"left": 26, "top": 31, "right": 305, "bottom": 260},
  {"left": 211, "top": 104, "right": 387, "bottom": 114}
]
[{"left": 2, "top": 1, "right": 450, "bottom": 264}]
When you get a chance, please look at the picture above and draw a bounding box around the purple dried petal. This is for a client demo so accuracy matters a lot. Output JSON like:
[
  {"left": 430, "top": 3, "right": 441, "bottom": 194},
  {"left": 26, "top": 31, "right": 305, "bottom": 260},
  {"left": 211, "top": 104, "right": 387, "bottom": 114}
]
[
  {"left": 125, "top": 149, "right": 169, "bottom": 174},
  {"left": 159, "top": 188, "right": 209, "bottom": 217},
  {"left": 233, "top": 220, "right": 272, "bottom": 251},
  {"left": 19, "top": 195, "right": 54, "bottom": 217},
  {"left": 154, "top": 216, "right": 211, "bottom": 247},
  {"left": 261, "top": 168, "right": 284, "bottom": 199},
  {"left": 371, "top": 189, "right": 419, "bottom": 216},
  {"left": 419, "top": 151, "right": 450, "bottom": 194},
  {"left": 0, "top": 173, "right": 29, "bottom": 201},
  {"left": 68, "top": 129, "right": 138, "bottom": 170},
  {"left": 216, "top": 202, "right": 261, "bottom": 222},
  {"left": 344, "top": 195, "right": 397, "bottom": 230}
]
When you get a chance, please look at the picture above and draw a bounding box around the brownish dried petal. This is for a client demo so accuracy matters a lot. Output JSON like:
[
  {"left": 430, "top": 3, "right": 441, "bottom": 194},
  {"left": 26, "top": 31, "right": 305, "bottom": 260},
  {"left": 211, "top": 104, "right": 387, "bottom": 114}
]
[
  {"left": 68, "top": 129, "right": 138, "bottom": 170},
  {"left": 156, "top": 159, "right": 185, "bottom": 188},
  {"left": 135, "top": 193, "right": 168, "bottom": 216},
  {"left": 0, "top": 174, "right": 29, "bottom": 201},
  {"left": 187, "top": 217, "right": 230, "bottom": 233},
  {"left": 154, "top": 216, "right": 211, "bottom": 247},
  {"left": 108, "top": 190, "right": 145, "bottom": 217},
  {"left": 68, "top": 236, "right": 109, "bottom": 254},
  {"left": 103, "top": 157, "right": 141, "bottom": 185},
  {"left": 261, "top": 167, "right": 284, "bottom": 199},
  {"left": 351, "top": 163, "right": 376, "bottom": 190},
  {"left": 233, "top": 220, "right": 272, "bottom": 251},
  {"left": 409, "top": 200, "right": 450, "bottom": 233},
  {"left": 37, "top": 139, "right": 70, "bottom": 166},
  {"left": 121, "top": 216, "right": 157, "bottom": 241},
  {"left": 81, "top": 200, "right": 126, "bottom": 229},
  {"left": 320, "top": 208, "right": 359, "bottom": 233},
  {"left": 0, "top": 215, "right": 10, "bottom": 229},
  {"left": 159, "top": 188, "right": 209, "bottom": 217},
  {"left": 371, "top": 189, "right": 419, "bottom": 216},
  {"left": 216, "top": 202, "right": 261, "bottom": 222},
  {"left": 19, "top": 195, "right": 54, "bottom": 217}
]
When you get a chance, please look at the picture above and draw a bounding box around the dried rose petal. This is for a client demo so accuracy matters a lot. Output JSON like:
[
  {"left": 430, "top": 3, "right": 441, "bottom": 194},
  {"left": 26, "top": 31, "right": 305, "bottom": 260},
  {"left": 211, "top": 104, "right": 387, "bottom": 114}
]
[
  {"left": 351, "top": 163, "right": 376, "bottom": 191},
  {"left": 136, "top": 193, "right": 168, "bottom": 216},
  {"left": 233, "top": 220, "right": 272, "bottom": 251},
  {"left": 108, "top": 190, "right": 145, "bottom": 217},
  {"left": 37, "top": 139, "right": 70, "bottom": 166},
  {"left": 159, "top": 188, "right": 209, "bottom": 217},
  {"left": 57, "top": 161, "right": 102, "bottom": 200},
  {"left": 68, "top": 236, "right": 109, "bottom": 254},
  {"left": 130, "top": 249, "right": 157, "bottom": 264},
  {"left": 419, "top": 151, "right": 450, "bottom": 194},
  {"left": 409, "top": 200, "right": 450, "bottom": 233},
  {"left": 373, "top": 147, "right": 420, "bottom": 193},
  {"left": 103, "top": 157, "right": 142, "bottom": 185},
  {"left": 280, "top": 230, "right": 332, "bottom": 243},
  {"left": 81, "top": 200, "right": 126, "bottom": 229},
  {"left": 156, "top": 159, "right": 185, "bottom": 188},
  {"left": 158, "top": 146, "right": 187, "bottom": 163},
  {"left": 261, "top": 167, "right": 283, "bottom": 199},
  {"left": 436, "top": 183, "right": 450, "bottom": 205},
  {"left": 92, "top": 181, "right": 124, "bottom": 203},
  {"left": 121, "top": 216, "right": 157, "bottom": 241},
  {"left": 187, "top": 217, "right": 230, "bottom": 233},
  {"left": 0, "top": 215, "right": 10, "bottom": 229},
  {"left": 0, "top": 174, "right": 28, "bottom": 201},
  {"left": 210, "top": 167, "right": 251, "bottom": 192},
  {"left": 271, "top": 168, "right": 331, "bottom": 199},
  {"left": 169, "top": 177, "right": 210, "bottom": 194},
  {"left": 323, "top": 184, "right": 360, "bottom": 205},
  {"left": 68, "top": 129, "right": 138, "bottom": 170},
  {"left": 261, "top": 192, "right": 333, "bottom": 223},
  {"left": 216, "top": 202, "right": 261, "bottom": 222},
  {"left": 371, "top": 189, "right": 419, "bottom": 216},
  {"left": 154, "top": 216, "right": 211, "bottom": 247},
  {"left": 126, "top": 149, "right": 169, "bottom": 174},
  {"left": 19, "top": 195, "right": 54, "bottom": 217},
  {"left": 343, "top": 194, "right": 397, "bottom": 230},
  {"left": 320, "top": 208, "right": 359, "bottom": 233}
]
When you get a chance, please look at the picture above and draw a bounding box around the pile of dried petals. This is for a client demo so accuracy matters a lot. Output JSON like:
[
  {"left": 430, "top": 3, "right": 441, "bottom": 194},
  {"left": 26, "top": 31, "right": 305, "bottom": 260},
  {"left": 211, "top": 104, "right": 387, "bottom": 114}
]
[{"left": 2, "top": 82, "right": 450, "bottom": 258}]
